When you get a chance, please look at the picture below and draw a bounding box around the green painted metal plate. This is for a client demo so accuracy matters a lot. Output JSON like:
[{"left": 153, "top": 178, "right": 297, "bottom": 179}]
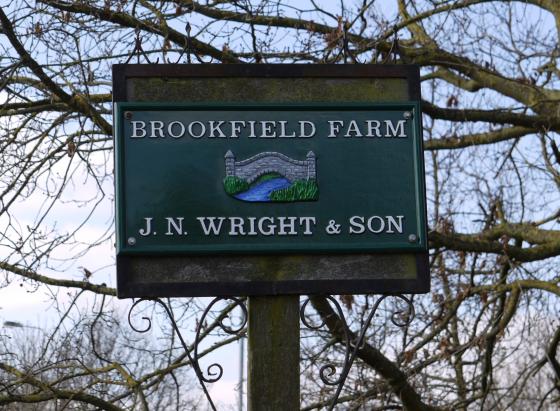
[{"left": 115, "top": 102, "right": 426, "bottom": 256}]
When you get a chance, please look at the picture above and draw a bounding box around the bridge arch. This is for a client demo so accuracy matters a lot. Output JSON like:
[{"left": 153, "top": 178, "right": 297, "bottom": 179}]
[{"left": 225, "top": 151, "right": 316, "bottom": 183}]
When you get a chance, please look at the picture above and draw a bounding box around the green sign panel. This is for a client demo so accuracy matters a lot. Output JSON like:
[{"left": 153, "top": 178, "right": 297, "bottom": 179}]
[{"left": 115, "top": 102, "right": 426, "bottom": 256}]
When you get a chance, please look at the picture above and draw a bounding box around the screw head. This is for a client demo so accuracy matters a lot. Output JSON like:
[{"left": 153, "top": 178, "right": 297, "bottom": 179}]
[
  {"left": 403, "top": 111, "right": 412, "bottom": 120},
  {"left": 127, "top": 237, "right": 137, "bottom": 246},
  {"left": 408, "top": 234, "right": 417, "bottom": 243},
  {"left": 124, "top": 111, "right": 132, "bottom": 120}
]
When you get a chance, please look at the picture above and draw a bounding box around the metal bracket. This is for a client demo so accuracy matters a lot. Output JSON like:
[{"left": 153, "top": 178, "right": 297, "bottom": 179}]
[
  {"left": 300, "top": 294, "right": 415, "bottom": 410},
  {"left": 127, "top": 294, "right": 413, "bottom": 410},
  {"left": 128, "top": 297, "right": 247, "bottom": 411}
]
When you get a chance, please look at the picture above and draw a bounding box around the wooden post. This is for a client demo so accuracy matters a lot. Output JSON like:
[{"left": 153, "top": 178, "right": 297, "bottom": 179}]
[{"left": 247, "top": 295, "right": 300, "bottom": 410}]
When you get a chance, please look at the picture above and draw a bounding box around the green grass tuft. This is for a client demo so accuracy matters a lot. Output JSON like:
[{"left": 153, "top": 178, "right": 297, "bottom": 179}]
[
  {"left": 270, "top": 179, "right": 319, "bottom": 202},
  {"left": 223, "top": 176, "right": 249, "bottom": 195}
]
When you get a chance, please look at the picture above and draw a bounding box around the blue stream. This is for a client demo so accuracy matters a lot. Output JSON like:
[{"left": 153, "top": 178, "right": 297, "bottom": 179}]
[{"left": 235, "top": 177, "right": 291, "bottom": 202}]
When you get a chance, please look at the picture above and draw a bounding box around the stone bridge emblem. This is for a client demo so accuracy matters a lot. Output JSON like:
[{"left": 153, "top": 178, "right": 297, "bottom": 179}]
[{"left": 223, "top": 151, "right": 319, "bottom": 202}]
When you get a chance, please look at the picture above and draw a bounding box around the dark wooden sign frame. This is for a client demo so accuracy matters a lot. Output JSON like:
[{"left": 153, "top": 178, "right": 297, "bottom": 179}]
[{"left": 113, "top": 64, "right": 429, "bottom": 298}]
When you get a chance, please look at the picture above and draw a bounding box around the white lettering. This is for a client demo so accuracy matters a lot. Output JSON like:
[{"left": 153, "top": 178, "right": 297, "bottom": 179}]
[
  {"left": 258, "top": 217, "right": 276, "bottom": 236},
  {"left": 367, "top": 216, "right": 385, "bottom": 233},
  {"left": 208, "top": 121, "right": 226, "bottom": 138},
  {"left": 386, "top": 215, "right": 404, "bottom": 233},
  {"left": 344, "top": 120, "right": 363, "bottom": 138},
  {"left": 130, "top": 121, "right": 146, "bottom": 138},
  {"left": 278, "top": 121, "right": 296, "bottom": 138},
  {"left": 188, "top": 121, "right": 206, "bottom": 138},
  {"left": 277, "top": 217, "right": 297, "bottom": 235},
  {"left": 349, "top": 215, "right": 404, "bottom": 234},
  {"left": 149, "top": 121, "right": 165, "bottom": 138},
  {"left": 247, "top": 121, "right": 257, "bottom": 137},
  {"left": 139, "top": 217, "right": 153, "bottom": 236},
  {"left": 260, "top": 121, "right": 276, "bottom": 138},
  {"left": 328, "top": 120, "right": 344, "bottom": 137},
  {"left": 299, "top": 121, "right": 316, "bottom": 138},
  {"left": 348, "top": 216, "right": 365, "bottom": 234},
  {"left": 168, "top": 121, "right": 186, "bottom": 138},
  {"left": 299, "top": 217, "right": 316, "bottom": 235},
  {"left": 165, "top": 217, "right": 185, "bottom": 235},
  {"left": 228, "top": 217, "right": 246, "bottom": 235},
  {"left": 366, "top": 120, "right": 381, "bottom": 137},
  {"left": 197, "top": 217, "right": 225, "bottom": 235},
  {"left": 385, "top": 120, "right": 406, "bottom": 138},
  {"left": 230, "top": 121, "right": 246, "bottom": 138},
  {"left": 247, "top": 217, "right": 258, "bottom": 235}
]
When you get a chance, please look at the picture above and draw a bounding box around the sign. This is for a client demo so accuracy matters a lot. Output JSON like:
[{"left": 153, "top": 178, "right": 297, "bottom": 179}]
[
  {"left": 113, "top": 64, "right": 429, "bottom": 297},
  {"left": 115, "top": 103, "right": 426, "bottom": 255}
]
